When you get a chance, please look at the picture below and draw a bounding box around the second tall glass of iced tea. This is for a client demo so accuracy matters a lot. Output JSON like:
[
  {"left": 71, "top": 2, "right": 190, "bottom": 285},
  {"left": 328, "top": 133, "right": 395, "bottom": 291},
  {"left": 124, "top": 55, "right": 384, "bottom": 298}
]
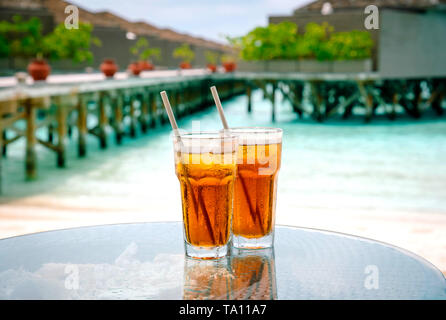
[
  {"left": 174, "top": 132, "right": 238, "bottom": 259},
  {"left": 228, "top": 127, "right": 282, "bottom": 249}
]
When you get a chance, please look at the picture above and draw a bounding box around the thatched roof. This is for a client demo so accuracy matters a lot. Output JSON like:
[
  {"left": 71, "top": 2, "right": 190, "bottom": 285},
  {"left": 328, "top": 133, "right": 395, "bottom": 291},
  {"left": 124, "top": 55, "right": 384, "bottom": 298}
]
[{"left": 294, "top": 0, "right": 446, "bottom": 13}]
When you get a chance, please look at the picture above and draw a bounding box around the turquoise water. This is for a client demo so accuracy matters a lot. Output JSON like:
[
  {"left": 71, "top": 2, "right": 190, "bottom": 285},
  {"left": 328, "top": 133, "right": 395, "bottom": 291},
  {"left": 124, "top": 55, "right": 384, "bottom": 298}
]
[{"left": 1, "top": 90, "right": 446, "bottom": 217}]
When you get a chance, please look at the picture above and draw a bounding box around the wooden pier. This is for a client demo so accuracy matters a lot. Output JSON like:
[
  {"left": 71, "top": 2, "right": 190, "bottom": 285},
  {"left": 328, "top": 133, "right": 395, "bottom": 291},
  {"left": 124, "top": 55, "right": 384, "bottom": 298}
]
[
  {"left": 0, "top": 73, "right": 245, "bottom": 191},
  {"left": 0, "top": 71, "right": 445, "bottom": 192},
  {"left": 237, "top": 73, "right": 446, "bottom": 123}
]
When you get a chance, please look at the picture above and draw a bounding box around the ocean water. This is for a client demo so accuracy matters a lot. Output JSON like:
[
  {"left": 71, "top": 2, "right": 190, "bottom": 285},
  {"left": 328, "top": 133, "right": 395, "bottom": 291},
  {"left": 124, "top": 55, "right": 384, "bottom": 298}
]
[{"left": 1, "top": 90, "right": 446, "bottom": 219}]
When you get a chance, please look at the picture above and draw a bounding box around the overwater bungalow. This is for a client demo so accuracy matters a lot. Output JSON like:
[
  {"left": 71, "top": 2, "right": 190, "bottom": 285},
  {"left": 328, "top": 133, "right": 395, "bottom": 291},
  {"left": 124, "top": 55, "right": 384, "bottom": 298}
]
[{"left": 269, "top": 0, "right": 446, "bottom": 77}]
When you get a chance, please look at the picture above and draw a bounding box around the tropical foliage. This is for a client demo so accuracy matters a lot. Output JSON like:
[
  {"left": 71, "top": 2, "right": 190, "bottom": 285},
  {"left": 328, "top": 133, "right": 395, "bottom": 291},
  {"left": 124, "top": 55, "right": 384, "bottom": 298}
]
[
  {"left": 130, "top": 37, "right": 161, "bottom": 61},
  {"left": 204, "top": 50, "right": 218, "bottom": 64},
  {"left": 0, "top": 15, "right": 42, "bottom": 59},
  {"left": 220, "top": 53, "right": 236, "bottom": 64},
  {"left": 233, "top": 22, "right": 373, "bottom": 61},
  {"left": 173, "top": 43, "right": 195, "bottom": 63},
  {"left": 42, "top": 22, "right": 101, "bottom": 62},
  {"left": 0, "top": 15, "right": 100, "bottom": 62}
]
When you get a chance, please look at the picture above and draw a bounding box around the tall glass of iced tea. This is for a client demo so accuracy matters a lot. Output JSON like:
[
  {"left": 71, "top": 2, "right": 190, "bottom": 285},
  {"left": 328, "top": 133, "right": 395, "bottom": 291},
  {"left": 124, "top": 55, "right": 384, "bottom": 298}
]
[
  {"left": 173, "top": 132, "right": 238, "bottom": 259},
  {"left": 226, "top": 127, "right": 282, "bottom": 249}
]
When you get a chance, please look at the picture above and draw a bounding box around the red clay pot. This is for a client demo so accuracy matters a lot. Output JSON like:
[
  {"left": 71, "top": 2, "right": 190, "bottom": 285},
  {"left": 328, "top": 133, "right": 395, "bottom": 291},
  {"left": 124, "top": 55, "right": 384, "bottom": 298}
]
[
  {"left": 128, "top": 62, "right": 142, "bottom": 76},
  {"left": 179, "top": 62, "right": 191, "bottom": 70},
  {"left": 223, "top": 62, "right": 236, "bottom": 73},
  {"left": 207, "top": 64, "right": 217, "bottom": 73},
  {"left": 139, "top": 61, "right": 154, "bottom": 71},
  {"left": 100, "top": 59, "right": 118, "bottom": 78},
  {"left": 27, "top": 59, "right": 51, "bottom": 81}
]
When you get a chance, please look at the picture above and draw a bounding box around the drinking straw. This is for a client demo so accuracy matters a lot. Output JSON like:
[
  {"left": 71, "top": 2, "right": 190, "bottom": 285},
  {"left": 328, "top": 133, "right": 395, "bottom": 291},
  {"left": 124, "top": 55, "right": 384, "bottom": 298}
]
[
  {"left": 160, "top": 91, "right": 180, "bottom": 135},
  {"left": 210, "top": 86, "right": 229, "bottom": 129},
  {"left": 160, "top": 91, "right": 216, "bottom": 244},
  {"left": 210, "top": 86, "right": 264, "bottom": 231}
]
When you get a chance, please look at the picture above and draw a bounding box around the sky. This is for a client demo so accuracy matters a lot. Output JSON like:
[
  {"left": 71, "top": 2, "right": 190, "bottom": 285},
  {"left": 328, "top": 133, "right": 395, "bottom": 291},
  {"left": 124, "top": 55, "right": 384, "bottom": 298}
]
[{"left": 70, "top": 0, "right": 313, "bottom": 43}]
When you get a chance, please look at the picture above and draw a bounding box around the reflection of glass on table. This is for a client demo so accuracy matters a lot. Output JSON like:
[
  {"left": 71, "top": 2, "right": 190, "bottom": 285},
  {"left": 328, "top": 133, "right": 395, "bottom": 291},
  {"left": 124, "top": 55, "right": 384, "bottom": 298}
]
[
  {"left": 230, "top": 248, "right": 277, "bottom": 300},
  {"left": 183, "top": 256, "right": 233, "bottom": 300},
  {"left": 182, "top": 248, "right": 277, "bottom": 300}
]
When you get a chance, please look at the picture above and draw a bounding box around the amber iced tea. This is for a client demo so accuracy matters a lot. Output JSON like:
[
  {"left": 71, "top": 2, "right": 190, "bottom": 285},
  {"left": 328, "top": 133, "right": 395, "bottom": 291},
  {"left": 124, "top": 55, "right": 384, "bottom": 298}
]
[
  {"left": 174, "top": 132, "right": 238, "bottom": 259},
  {"left": 176, "top": 156, "right": 235, "bottom": 247},
  {"left": 233, "top": 143, "right": 281, "bottom": 237},
  {"left": 229, "top": 128, "right": 283, "bottom": 249}
]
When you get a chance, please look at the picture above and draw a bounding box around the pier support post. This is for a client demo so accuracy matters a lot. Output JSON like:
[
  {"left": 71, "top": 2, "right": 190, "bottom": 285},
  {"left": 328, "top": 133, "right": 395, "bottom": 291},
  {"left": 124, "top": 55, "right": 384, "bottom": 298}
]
[
  {"left": 67, "top": 122, "right": 73, "bottom": 138},
  {"left": 413, "top": 80, "right": 422, "bottom": 118},
  {"left": 25, "top": 99, "right": 37, "bottom": 180},
  {"left": 431, "top": 79, "right": 444, "bottom": 116},
  {"left": 149, "top": 91, "right": 157, "bottom": 128},
  {"left": 55, "top": 97, "right": 67, "bottom": 167},
  {"left": 98, "top": 92, "right": 108, "bottom": 148},
  {"left": 247, "top": 85, "right": 252, "bottom": 113},
  {"left": 309, "top": 81, "right": 323, "bottom": 122},
  {"left": 129, "top": 94, "right": 137, "bottom": 138},
  {"left": 271, "top": 82, "right": 277, "bottom": 122},
  {"left": 2, "top": 130, "right": 6, "bottom": 156},
  {"left": 388, "top": 93, "right": 398, "bottom": 120},
  {"left": 357, "top": 81, "right": 373, "bottom": 123},
  {"left": 48, "top": 123, "right": 54, "bottom": 143},
  {"left": 77, "top": 95, "right": 87, "bottom": 157},
  {"left": 432, "top": 92, "right": 444, "bottom": 116},
  {"left": 140, "top": 92, "right": 148, "bottom": 133},
  {"left": 365, "top": 93, "right": 373, "bottom": 123},
  {"left": 294, "top": 82, "right": 305, "bottom": 118},
  {"left": 114, "top": 92, "right": 124, "bottom": 145}
]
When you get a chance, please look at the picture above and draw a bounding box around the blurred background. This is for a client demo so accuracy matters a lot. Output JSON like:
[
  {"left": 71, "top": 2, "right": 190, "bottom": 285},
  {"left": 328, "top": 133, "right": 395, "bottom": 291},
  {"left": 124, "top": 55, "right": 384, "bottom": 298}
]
[{"left": 0, "top": 0, "right": 445, "bottom": 274}]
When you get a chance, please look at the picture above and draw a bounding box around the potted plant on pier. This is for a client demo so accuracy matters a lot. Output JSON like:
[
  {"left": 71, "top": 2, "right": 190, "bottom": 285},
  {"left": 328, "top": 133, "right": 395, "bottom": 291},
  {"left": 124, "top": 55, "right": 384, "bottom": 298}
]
[
  {"left": 0, "top": 15, "right": 101, "bottom": 81},
  {"left": 173, "top": 43, "right": 195, "bottom": 69},
  {"left": 100, "top": 58, "right": 118, "bottom": 78},
  {"left": 127, "top": 61, "right": 142, "bottom": 76},
  {"left": 130, "top": 37, "right": 161, "bottom": 72},
  {"left": 205, "top": 50, "right": 218, "bottom": 73},
  {"left": 221, "top": 54, "right": 237, "bottom": 73}
]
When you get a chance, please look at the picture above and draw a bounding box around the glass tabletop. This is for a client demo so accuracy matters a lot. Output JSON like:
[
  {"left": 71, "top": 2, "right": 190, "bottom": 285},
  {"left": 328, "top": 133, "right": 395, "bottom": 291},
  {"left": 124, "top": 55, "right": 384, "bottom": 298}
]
[{"left": 0, "top": 222, "right": 444, "bottom": 300}]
